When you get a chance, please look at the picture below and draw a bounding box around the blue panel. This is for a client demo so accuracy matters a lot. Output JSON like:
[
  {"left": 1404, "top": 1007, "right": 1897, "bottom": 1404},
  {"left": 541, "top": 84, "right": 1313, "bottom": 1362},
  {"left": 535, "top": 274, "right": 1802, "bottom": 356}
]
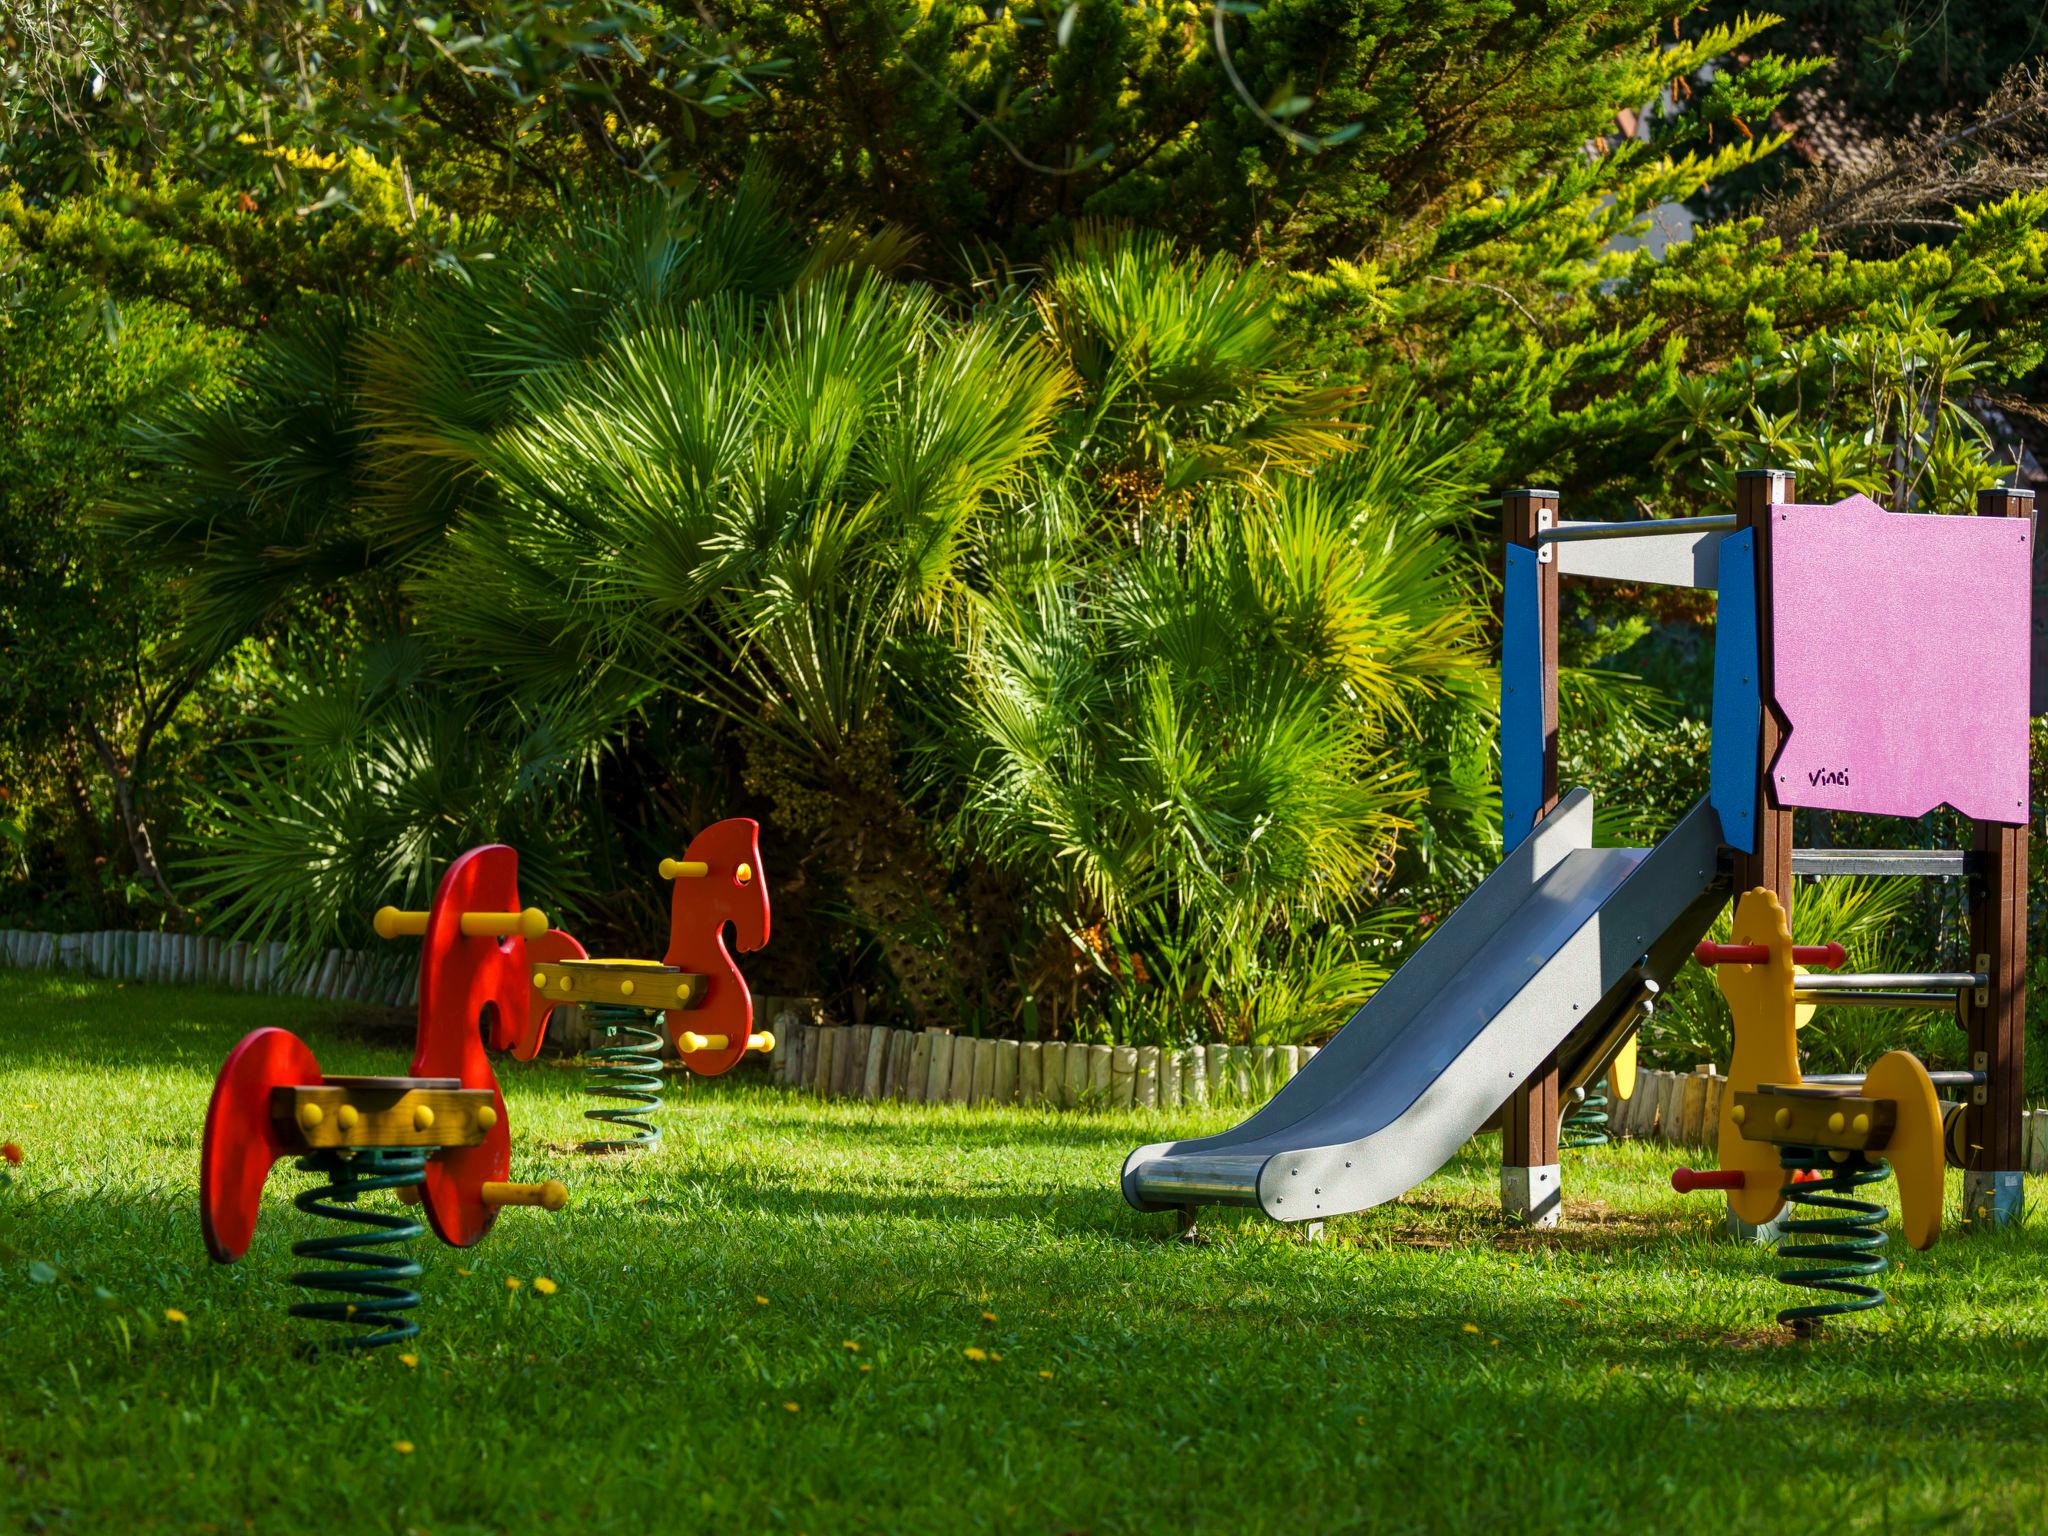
[
  {"left": 1500, "top": 544, "right": 1544, "bottom": 851},
  {"left": 1710, "top": 528, "right": 1760, "bottom": 855}
]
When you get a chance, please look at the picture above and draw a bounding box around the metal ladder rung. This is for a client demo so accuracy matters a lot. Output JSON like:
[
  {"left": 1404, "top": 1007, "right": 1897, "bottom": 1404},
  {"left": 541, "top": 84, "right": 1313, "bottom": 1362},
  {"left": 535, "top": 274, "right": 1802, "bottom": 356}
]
[{"left": 1790, "top": 849, "right": 1978, "bottom": 878}]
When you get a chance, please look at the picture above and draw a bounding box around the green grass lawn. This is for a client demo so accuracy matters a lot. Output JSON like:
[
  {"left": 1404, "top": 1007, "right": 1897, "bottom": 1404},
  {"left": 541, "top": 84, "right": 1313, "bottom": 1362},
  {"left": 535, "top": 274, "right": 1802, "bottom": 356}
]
[{"left": 4, "top": 970, "right": 2048, "bottom": 1534}]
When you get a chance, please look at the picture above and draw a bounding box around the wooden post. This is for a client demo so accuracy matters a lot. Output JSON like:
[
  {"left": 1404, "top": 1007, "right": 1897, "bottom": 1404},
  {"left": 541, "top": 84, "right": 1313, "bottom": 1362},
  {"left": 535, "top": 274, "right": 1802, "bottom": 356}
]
[
  {"left": 1062, "top": 1042, "right": 1090, "bottom": 1108},
  {"left": 1964, "top": 485, "right": 2032, "bottom": 1226},
  {"left": 1731, "top": 468, "right": 1796, "bottom": 907},
  {"left": 1500, "top": 487, "right": 1563, "bottom": 1225}
]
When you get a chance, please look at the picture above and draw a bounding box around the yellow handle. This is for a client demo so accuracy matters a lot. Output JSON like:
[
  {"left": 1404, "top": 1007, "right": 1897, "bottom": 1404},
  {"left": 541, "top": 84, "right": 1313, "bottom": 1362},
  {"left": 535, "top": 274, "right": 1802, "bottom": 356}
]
[
  {"left": 660, "top": 859, "right": 709, "bottom": 879},
  {"left": 481, "top": 1180, "right": 568, "bottom": 1212},
  {"left": 373, "top": 907, "right": 429, "bottom": 940},
  {"left": 677, "top": 1030, "right": 775, "bottom": 1055},
  {"left": 375, "top": 906, "right": 548, "bottom": 940},
  {"left": 460, "top": 908, "right": 548, "bottom": 940}
]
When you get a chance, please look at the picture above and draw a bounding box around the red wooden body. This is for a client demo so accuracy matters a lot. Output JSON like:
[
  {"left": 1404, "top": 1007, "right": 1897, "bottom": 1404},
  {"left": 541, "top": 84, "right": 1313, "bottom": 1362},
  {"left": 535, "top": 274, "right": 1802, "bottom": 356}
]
[
  {"left": 414, "top": 845, "right": 524, "bottom": 1247},
  {"left": 665, "top": 818, "right": 771, "bottom": 1076},
  {"left": 200, "top": 1027, "right": 324, "bottom": 1262}
]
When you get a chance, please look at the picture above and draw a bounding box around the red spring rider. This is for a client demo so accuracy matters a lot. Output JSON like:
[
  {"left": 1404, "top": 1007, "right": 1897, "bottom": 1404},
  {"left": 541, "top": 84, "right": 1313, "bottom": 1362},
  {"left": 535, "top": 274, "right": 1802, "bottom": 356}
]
[
  {"left": 198, "top": 845, "right": 571, "bottom": 1351},
  {"left": 523, "top": 819, "right": 774, "bottom": 1152}
]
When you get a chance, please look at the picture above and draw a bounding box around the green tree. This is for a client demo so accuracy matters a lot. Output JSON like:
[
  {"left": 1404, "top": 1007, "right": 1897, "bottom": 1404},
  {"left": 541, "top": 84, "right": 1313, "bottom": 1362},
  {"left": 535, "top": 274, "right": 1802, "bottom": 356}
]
[{"left": 0, "top": 274, "right": 229, "bottom": 926}]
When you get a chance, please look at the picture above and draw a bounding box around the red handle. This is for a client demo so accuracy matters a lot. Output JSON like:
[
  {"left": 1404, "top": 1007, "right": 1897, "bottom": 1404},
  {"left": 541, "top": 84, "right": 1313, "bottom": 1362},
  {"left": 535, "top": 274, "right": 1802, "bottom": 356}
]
[
  {"left": 1692, "top": 940, "right": 1846, "bottom": 970},
  {"left": 1671, "top": 1167, "right": 1746, "bottom": 1193}
]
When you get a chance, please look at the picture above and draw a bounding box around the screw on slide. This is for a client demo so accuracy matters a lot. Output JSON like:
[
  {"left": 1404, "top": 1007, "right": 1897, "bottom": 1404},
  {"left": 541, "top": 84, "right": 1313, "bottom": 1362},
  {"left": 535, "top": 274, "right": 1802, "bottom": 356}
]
[{"left": 287, "top": 1146, "right": 429, "bottom": 1351}]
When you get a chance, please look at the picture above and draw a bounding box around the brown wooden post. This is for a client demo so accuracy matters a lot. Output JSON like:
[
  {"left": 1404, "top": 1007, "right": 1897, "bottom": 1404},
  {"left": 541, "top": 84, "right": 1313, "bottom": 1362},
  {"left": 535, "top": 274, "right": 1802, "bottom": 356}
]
[
  {"left": 1964, "top": 485, "right": 2034, "bottom": 1227},
  {"left": 1500, "top": 488, "right": 1562, "bottom": 1225},
  {"left": 1731, "top": 468, "right": 1796, "bottom": 911}
]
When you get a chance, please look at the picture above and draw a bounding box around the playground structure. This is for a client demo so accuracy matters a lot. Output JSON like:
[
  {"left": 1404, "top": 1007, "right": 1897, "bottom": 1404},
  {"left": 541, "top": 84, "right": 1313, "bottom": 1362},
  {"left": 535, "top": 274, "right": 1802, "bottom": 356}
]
[
  {"left": 1124, "top": 471, "right": 2033, "bottom": 1254},
  {"left": 1674, "top": 889, "right": 1946, "bottom": 1331},
  {"left": 376, "top": 815, "right": 770, "bottom": 1151},
  {"left": 200, "top": 844, "right": 575, "bottom": 1350},
  {"left": 197, "top": 822, "right": 772, "bottom": 1349}
]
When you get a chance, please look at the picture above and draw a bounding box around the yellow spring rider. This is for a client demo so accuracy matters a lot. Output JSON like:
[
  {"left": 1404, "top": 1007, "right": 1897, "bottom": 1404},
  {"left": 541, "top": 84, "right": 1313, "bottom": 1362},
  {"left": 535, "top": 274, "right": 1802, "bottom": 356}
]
[{"left": 1673, "top": 888, "right": 1944, "bottom": 1335}]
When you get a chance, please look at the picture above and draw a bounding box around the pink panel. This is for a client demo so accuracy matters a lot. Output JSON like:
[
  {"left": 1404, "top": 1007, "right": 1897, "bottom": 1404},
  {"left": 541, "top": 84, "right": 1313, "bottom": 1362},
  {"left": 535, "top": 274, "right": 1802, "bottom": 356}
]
[{"left": 1770, "top": 494, "right": 2032, "bottom": 825}]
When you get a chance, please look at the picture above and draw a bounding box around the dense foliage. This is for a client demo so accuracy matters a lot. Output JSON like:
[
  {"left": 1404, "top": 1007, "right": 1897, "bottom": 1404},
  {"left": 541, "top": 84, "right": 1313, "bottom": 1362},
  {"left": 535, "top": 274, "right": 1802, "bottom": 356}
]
[{"left": 4, "top": 3, "right": 2045, "bottom": 1063}]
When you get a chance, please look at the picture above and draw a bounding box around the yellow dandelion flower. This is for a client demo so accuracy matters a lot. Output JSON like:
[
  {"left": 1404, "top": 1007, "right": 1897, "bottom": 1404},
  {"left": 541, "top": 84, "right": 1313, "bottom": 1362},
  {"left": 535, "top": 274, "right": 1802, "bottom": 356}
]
[
  {"left": 980, "top": 1311, "right": 997, "bottom": 1323},
  {"left": 1038, "top": 1370, "right": 1054, "bottom": 1379},
  {"left": 164, "top": 1309, "right": 188, "bottom": 1325},
  {"left": 1461, "top": 1323, "right": 1480, "bottom": 1334},
  {"left": 842, "top": 1340, "right": 860, "bottom": 1351},
  {"left": 393, "top": 1441, "right": 415, "bottom": 1455},
  {"left": 399, "top": 1354, "right": 419, "bottom": 1369},
  {"left": 858, "top": 1364, "right": 872, "bottom": 1374},
  {"left": 457, "top": 1267, "right": 472, "bottom": 1277},
  {"left": 756, "top": 1295, "right": 770, "bottom": 1306},
  {"left": 506, "top": 1277, "right": 523, "bottom": 1291},
  {"left": 963, "top": 1346, "right": 988, "bottom": 1362},
  {"left": 533, "top": 1277, "right": 557, "bottom": 1296},
  {"left": 782, "top": 1401, "right": 800, "bottom": 1413}
]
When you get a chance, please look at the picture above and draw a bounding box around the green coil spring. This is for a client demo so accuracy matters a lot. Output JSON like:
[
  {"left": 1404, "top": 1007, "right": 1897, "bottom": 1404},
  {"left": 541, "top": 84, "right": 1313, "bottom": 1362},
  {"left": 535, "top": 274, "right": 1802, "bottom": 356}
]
[
  {"left": 581, "top": 1002, "right": 665, "bottom": 1152},
  {"left": 1562, "top": 1083, "right": 1609, "bottom": 1149},
  {"left": 1775, "top": 1147, "right": 1890, "bottom": 1335},
  {"left": 288, "top": 1146, "right": 427, "bottom": 1351}
]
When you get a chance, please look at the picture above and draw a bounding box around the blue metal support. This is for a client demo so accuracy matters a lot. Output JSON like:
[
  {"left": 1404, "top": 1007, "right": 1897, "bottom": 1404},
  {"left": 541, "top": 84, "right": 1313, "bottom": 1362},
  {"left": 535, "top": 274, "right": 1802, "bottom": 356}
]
[
  {"left": 1500, "top": 543, "right": 1545, "bottom": 851},
  {"left": 1710, "top": 527, "right": 1761, "bottom": 855}
]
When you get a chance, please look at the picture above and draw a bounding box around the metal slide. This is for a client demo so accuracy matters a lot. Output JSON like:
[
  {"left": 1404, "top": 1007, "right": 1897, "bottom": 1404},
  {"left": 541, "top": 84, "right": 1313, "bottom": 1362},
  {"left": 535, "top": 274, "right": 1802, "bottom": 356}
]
[{"left": 1121, "top": 790, "right": 1730, "bottom": 1222}]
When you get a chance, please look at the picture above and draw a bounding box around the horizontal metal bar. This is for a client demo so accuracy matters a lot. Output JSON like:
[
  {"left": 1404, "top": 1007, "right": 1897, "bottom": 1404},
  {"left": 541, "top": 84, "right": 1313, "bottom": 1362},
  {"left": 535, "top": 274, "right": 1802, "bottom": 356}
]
[
  {"left": 1792, "top": 990, "right": 1961, "bottom": 1009},
  {"left": 1534, "top": 514, "right": 1738, "bottom": 545},
  {"left": 1126, "top": 1154, "right": 1265, "bottom": 1207},
  {"left": 1798, "top": 972, "right": 1986, "bottom": 992},
  {"left": 1803, "top": 1070, "right": 1984, "bottom": 1088},
  {"left": 1791, "top": 848, "right": 1979, "bottom": 878}
]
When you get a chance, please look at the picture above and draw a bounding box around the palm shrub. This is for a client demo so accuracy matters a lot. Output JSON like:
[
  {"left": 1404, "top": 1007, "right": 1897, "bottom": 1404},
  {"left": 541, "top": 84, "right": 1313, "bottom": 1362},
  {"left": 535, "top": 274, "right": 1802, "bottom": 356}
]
[
  {"left": 951, "top": 243, "right": 1494, "bottom": 1041},
  {"left": 401, "top": 265, "right": 1074, "bottom": 1025},
  {"left": 119, "top": 195, "right": 1502, "bottom": 1043},
  {"left": 180, "top": 640, "right": 603, "bottom": 952},
  {"left": 957, "top": 470, "right": 1489, "bottom": 1044}
]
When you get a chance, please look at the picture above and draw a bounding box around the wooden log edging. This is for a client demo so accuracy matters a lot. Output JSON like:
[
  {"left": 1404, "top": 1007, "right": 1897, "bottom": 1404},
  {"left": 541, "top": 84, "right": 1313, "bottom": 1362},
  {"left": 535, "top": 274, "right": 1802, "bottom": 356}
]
[
  {"left": 772, "top": 1027, "right": 1339, "bottom": 1116},
  {"left": 0, "top": 927, "right": 419, "bottom": 1008},
  {"left": 5, "top": 932, "right": 2044, "bottom": 1167},
  {"left": 771, "top": 1034, "right": 2048, "bottom": 1165}
]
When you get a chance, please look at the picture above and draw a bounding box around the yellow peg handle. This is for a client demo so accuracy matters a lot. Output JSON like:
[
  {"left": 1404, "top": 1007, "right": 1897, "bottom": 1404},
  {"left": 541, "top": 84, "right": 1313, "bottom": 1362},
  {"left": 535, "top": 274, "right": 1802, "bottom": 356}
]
[
  {"left": 373, "top": 906, "right": 429, "bottom": 940},
  {"left": 481, "top": 1180, "right": 568, "bottom": 1212},
  {"left": 660, "top": 859, "right": 709, "bottom": 879},
  {"left": 459, "top": 908, "right": 548, "bottom": 940},
  {"left": 676, "top": 1030, "right": 776, "bottom": 1055}
]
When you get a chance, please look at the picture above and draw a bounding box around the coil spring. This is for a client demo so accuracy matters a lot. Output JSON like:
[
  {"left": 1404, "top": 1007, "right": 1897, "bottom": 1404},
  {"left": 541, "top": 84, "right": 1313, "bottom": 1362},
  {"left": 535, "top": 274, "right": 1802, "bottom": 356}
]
[
  {"left": 288, "top": 1146, "right": 427, "bottom": 1351},
  {"left": 1562, "top": 1083, "right": 1609, "bottom": 1149},
  {"left": 581, "top": 1002, "right": 664, "bottom": 1152},
  {"left": 1775, "top": 1147, "right": 1890, "bottom": 1335}
]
